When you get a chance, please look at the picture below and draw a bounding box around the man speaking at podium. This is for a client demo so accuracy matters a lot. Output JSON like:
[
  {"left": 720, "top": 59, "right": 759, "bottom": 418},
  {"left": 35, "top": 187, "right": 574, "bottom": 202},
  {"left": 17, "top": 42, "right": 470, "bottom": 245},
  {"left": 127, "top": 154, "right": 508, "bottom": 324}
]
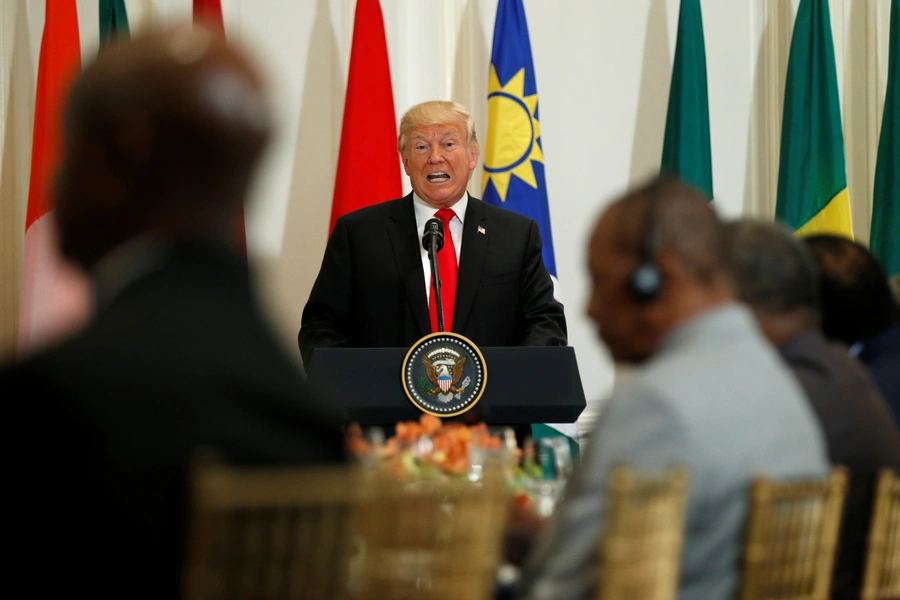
[{"left": 299, "top": 101, "right": 566, "bottom": 367}]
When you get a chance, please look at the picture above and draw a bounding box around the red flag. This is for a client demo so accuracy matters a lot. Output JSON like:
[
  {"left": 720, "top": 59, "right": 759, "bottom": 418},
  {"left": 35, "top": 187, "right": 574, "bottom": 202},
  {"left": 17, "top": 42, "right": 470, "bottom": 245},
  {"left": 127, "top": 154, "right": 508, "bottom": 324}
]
[
  {"left": 193, "top": 0, "right": 246, "bottom": 254},
  {"left": 193, "top": 0, "right": 225, "bottom": 36},
  {"left": 18, "top": 0, "right": 92, "bottom": 356},
  {"left": 330, "top": 0, "right": 402, "bottom": 233}
]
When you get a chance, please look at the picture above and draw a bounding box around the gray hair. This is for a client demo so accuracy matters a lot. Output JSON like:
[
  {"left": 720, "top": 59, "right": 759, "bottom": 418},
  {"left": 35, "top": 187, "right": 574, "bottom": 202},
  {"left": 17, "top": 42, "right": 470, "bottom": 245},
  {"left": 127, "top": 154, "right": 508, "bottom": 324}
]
[{"left": 723, "top": 219, "right": 818, "bottom": 313}]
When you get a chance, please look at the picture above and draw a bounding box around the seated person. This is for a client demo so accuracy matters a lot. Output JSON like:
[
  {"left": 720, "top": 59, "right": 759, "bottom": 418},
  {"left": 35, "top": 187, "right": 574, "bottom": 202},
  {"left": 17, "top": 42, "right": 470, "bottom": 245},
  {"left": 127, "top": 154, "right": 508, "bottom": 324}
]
[
  {"left": 3, "top": 27, "right": 345, "bottom": 599},
  {"left": 516, "top": 177, "right": 828, "bottom": 600},
  {"left": 726, "top": 219, "right": 900, "bottom": 600},
  {"left": 804, "top": 234, "right": 900, "bottom": 422}
]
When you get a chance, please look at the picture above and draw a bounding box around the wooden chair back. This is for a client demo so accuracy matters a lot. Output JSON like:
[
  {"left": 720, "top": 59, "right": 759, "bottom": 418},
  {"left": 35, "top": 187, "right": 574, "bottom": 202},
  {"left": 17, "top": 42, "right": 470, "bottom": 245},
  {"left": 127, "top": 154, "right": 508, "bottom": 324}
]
[
  {"left": 596, "top": 466, "right": 689, "bottom": 600},
  {"left": 183, "top": 458, "right": 362, "bottom": 600},
  {"left": 860, "top": 469, "right": 900, "bottom": 600},
  {"left": 739, "top": 467, "right": 848, "bottom": 600},
  {"left": 353, "top": 468, "right": 510, "bottom": 600}
]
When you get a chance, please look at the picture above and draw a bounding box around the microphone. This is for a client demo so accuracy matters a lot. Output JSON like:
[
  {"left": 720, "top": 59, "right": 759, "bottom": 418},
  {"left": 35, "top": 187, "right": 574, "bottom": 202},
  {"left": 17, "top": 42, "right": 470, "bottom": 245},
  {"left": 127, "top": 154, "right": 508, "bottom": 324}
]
[
  {"left": 423, "top": 218, "right": 446, "bottom": 331},
  {"left": 422, "top": 218, "right": 444, "bottom": 254}
]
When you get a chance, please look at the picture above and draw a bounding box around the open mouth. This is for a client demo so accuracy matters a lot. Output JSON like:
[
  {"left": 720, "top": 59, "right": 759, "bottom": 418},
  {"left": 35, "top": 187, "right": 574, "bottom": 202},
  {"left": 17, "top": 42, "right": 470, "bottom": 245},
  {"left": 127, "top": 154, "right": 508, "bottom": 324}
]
[{"left": 426, "top": 172, "right": 450, "bottom": 183}]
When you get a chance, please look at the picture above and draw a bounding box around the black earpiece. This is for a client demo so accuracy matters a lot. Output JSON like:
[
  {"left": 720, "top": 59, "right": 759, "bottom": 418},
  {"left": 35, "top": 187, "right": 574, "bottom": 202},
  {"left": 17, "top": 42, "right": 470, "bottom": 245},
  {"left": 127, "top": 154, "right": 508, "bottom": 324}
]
[{"left": 629, "top": 195, "right": 662, "bottom": 302}]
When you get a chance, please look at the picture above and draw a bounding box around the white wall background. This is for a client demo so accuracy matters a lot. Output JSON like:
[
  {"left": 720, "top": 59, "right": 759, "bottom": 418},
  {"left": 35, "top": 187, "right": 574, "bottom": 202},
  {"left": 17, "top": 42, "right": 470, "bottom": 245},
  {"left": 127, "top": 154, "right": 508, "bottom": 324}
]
[{"left": 0, "top": 0, "right": 892, "bottom": 430}]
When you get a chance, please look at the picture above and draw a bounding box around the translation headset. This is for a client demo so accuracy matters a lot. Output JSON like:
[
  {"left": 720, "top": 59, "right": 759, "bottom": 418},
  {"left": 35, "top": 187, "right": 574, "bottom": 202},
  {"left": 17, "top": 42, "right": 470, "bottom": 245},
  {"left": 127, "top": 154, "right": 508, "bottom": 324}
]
[{"left": 629, "top": 191, "right": 663, "bottom": 302}]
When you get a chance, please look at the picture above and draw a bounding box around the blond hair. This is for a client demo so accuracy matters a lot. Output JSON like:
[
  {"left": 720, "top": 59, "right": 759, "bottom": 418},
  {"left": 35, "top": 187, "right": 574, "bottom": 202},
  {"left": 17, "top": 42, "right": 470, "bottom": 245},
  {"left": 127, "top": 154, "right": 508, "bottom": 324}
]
[{"left": 397, "top": 101, "right": 478, "bottom": 153}]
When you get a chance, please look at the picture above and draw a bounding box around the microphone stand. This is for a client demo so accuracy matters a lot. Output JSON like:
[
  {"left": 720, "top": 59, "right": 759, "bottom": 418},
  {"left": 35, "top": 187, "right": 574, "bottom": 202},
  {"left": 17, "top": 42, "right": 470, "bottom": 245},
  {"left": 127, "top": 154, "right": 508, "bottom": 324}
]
[{"left": 428, "top": 234, "right": 445, "bottom": 332}]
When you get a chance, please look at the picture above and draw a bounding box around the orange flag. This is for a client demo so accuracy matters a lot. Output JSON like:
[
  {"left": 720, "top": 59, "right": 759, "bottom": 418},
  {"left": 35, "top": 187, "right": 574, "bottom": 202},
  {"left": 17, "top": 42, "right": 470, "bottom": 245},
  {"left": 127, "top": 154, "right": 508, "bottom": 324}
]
[
  {"left": 330, "top": 0, "right": 402, "bottom": 233},
  {"left": 193, "top": 0, "right": 246, "bottom": 254},
  {"left": 18, "top": 0, "right": 92, "bottom": 357}
]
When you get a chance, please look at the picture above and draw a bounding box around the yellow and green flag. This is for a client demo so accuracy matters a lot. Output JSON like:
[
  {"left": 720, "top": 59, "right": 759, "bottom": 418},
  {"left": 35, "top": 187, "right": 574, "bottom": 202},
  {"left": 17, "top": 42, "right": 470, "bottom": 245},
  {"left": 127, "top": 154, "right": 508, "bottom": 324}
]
[
  {"left": 776, "top": 0, "right": 852, "bottom": 237},
  {"left": 871, "top": 0, "right": 899, "bottom": 277}
]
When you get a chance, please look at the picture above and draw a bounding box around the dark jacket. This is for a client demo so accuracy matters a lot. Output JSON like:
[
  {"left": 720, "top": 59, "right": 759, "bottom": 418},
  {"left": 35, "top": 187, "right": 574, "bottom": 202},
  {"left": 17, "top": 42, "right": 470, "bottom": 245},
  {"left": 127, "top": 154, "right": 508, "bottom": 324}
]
[
  {"left": 780, "top": 330, "right": 900, "bottom": 600},
  {"left": 299, "top": 194, "right": 567, "bottom": 367},
  {"left": 5, "top": 242, "right": 345, "bottom": 599}
]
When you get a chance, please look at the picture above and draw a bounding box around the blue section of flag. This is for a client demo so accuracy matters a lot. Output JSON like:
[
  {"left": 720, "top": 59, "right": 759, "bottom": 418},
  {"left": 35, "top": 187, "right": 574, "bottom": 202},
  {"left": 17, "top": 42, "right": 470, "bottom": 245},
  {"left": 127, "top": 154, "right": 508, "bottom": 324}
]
[{"left": 484, "top": 0, "right": 557, "bottom": 278}]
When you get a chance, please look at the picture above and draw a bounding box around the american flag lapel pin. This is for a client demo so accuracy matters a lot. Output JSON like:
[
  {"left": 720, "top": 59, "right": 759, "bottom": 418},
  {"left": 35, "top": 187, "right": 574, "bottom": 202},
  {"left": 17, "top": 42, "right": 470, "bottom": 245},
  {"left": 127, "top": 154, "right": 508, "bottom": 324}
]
[{"left": 478, "top": 226, "right": 486, "bottom": 235}]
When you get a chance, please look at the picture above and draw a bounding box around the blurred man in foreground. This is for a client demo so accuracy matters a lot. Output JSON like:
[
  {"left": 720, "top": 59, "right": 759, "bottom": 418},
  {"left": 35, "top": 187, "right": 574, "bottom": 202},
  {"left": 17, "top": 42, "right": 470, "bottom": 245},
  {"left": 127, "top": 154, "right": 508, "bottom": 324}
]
[
  {"left": 803, "top": 235, "right": 900, "bottom": 422},
  {"left": 4, "top": 27, "right": 344, "bottom": 598},
  {"left": 517, "top": 177, "right": 827, "bottom": 600},
  {"left": 725, "top": 219, "right": 900, "bottom": 600}
]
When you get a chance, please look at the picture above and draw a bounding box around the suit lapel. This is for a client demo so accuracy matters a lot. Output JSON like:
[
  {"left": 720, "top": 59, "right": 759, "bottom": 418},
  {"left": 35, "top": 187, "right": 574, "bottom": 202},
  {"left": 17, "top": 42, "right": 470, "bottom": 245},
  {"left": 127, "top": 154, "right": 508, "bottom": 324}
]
[
  {"left": 387, "top": 195, "right": 430, "bottom": 337},
  {"left": 453, "top": 197, "right": 488, "bottom": 332}
]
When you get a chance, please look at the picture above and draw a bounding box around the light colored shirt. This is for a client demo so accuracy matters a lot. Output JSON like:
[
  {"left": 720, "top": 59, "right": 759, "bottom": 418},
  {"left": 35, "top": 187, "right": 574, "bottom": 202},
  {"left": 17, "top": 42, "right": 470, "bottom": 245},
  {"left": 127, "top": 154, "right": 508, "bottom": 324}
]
[
  {"left": 518, "top": 304, "right": 828, "bottom": 600},
  {"left": 413, "top": 192, "right": 467, "bottom": 302}
]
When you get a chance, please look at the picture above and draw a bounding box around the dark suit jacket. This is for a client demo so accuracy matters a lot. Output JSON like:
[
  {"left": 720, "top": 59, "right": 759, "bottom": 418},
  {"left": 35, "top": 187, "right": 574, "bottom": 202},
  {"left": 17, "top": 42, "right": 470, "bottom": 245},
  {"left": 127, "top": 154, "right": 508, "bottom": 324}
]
[
  {"left": 780, "top": 330, "right": 900, "bottom": 600},
  {"left": 299, "top": 194, "right": 567, "bottom": 366},
  {"left": 857, "top": 324, "right": 900, "bottom": 424},
  {"left": 4, "top": 242, "right": 345, "bottom": 599}
]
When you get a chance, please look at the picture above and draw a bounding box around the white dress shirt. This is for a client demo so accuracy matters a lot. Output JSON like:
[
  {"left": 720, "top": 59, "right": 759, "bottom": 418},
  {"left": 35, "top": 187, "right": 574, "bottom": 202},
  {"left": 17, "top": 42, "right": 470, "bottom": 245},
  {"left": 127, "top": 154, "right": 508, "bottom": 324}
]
[{"left": 413, "top": 192, "right": 467, "bottom": 302}]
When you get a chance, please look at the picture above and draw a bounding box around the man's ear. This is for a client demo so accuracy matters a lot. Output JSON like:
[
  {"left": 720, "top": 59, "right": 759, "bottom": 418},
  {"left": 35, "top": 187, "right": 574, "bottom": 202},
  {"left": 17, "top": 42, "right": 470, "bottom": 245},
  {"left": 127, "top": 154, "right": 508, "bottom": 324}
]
[
  {"left": 468, "top": 144, "right": 479, "bottom": 171},
  {"left": 400, "top": 152, "right": 411, "bottom": 176}
]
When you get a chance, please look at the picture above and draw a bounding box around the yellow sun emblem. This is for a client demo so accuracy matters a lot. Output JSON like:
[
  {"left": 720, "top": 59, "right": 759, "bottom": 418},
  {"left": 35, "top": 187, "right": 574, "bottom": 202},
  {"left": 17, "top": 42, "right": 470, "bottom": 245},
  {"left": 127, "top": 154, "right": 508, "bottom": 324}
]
[{"left": 482, "top": 66, "right": 544, "bottom": 201}]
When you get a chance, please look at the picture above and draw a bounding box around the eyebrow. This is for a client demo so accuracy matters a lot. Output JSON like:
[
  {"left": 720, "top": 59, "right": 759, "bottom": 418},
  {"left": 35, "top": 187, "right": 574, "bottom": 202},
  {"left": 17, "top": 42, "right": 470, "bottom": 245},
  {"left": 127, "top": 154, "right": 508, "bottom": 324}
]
[{"left": 410, "top": 129, "right": 461, "bottom": 141}]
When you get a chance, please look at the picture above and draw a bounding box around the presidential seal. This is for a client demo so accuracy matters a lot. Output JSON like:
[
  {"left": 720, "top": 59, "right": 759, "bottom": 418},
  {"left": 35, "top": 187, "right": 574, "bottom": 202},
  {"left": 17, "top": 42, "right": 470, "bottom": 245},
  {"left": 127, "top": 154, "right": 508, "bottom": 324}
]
[{"left": 401, "top": 332, "right": 487, "bottom": 417}]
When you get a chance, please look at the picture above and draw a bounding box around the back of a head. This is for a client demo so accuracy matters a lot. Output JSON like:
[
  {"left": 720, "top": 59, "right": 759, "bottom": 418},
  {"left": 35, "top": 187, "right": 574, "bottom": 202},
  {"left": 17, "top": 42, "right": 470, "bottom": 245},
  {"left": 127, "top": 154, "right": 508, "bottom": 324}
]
[
  {"left": 803, "top": 235, "right": 900, "bottom": 345},
  {"left": 587, "top": 176, "right": 730, "bottom": 363},
  {"left": 620, "top": 176, "right": 728, "bottom": 287},
  {"left": 56, "top": 26, "right": 272, "bottom": 268},
  {"left": 724, "top": 220, "right": 818, "bottom": 316}
]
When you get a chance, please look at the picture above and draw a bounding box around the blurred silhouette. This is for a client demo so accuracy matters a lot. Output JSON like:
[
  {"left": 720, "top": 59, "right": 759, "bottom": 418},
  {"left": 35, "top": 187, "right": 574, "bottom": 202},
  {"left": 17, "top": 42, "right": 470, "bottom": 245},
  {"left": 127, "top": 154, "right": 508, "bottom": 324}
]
[
  {"left": 804, "top": 235, "right": 900, "bottom": 424},
  {"left": 726, "top": 219, "right": 900, "bottom": 600},
  {"left": 517, "top": 177, "right": 828, "bottom": 600},
  {"left": 3, "top": 26, "right": 344, "bottom": 599}
]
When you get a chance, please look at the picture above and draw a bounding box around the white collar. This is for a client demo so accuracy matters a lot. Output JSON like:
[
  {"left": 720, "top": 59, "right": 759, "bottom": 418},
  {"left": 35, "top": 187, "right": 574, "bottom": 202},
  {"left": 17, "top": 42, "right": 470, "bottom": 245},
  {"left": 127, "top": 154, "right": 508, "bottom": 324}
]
[{"left": 412, "top": 192, "right": 468, "bottom": 225}]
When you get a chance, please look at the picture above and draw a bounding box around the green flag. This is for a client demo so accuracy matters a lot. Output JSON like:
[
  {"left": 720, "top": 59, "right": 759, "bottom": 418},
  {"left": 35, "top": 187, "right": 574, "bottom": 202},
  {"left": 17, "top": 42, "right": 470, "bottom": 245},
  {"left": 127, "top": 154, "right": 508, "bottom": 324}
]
[
  {"left": 661, "top": 0, "right": 713, "bottom": 200},
  {"left": 99, "top": 0, "right": 129, "bottom": 49},
  {"left": 871, "top": 0, "right": 899, "bottom": 277},
  {"left": 776, "top": 0, "right": 852, "bottom": 237}
]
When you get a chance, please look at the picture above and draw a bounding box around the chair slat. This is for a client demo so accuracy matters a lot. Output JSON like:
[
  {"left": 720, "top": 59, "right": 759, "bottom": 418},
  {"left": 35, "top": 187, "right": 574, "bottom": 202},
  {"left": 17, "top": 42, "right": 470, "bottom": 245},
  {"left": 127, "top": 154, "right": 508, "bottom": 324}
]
[
  {"left": 860, "top": 469, "right": 900, "bottom": 600},
  {"left": 597, "top": 466, "right": 689, "bottom": 600},
  {"left": 739, "top": 466, "right": 847, "bottom": 600}
]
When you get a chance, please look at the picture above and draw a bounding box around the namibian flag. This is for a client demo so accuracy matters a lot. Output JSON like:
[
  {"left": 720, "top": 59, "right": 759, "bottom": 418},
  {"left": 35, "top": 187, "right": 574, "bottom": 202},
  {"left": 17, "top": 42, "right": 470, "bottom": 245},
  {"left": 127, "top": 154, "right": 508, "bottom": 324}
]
[
  {"left": 482, "top": 0, "right": 558, "bottom": 293},
  {"left": 483, "top": 0, "right": 577, "bottom": 462},
  {"left": 776, "top": 0, "right": 852, "bottom": 237}
]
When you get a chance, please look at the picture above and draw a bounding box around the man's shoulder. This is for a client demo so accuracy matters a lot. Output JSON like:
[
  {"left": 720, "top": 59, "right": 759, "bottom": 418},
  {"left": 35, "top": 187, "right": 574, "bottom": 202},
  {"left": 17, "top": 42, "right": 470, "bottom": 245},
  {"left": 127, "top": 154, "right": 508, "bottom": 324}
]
[
  {"left": 637, "top": 310, "right": 812, "bottom": 423},
  {"left": 335, "top": 196, "right": 410, "bottom": 226},
  {"left": 1, "top": 332, "right": 91, "bottom": 400},
  {"left": 783, "top": 332, "right": 882, "bottom": 396},
  {"left": 782, "top": 332, "right": 900, "bottom": 460}
]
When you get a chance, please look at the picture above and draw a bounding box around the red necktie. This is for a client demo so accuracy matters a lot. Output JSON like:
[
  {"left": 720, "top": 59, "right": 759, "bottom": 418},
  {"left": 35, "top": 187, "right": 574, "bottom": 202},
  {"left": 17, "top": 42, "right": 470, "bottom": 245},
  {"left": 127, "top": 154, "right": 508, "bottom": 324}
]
[{"left": 429, "top": 208, "right": 458, "bottom": 332}]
